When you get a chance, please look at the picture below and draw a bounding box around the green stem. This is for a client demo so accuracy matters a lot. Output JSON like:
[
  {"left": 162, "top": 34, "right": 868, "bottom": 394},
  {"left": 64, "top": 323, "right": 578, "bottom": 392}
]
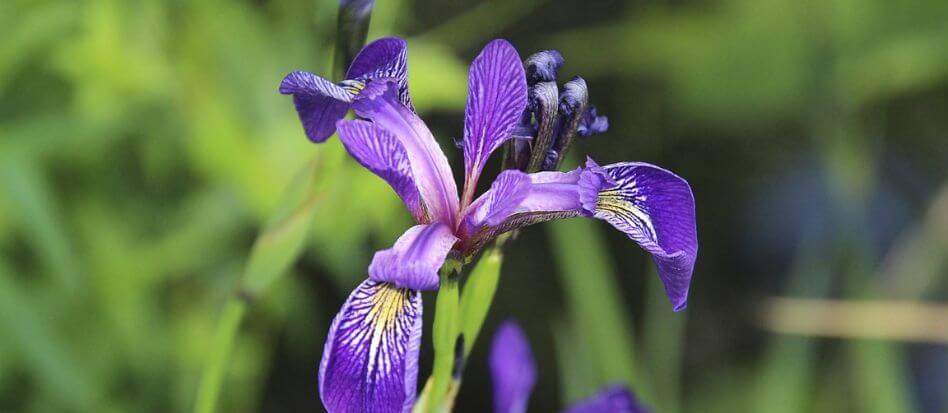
[
  {"left": 423, "top": 261, "right": 462, "bottom": 413},
  {"left": 193, "top": 300, "right": 246, "bottom": 413}
]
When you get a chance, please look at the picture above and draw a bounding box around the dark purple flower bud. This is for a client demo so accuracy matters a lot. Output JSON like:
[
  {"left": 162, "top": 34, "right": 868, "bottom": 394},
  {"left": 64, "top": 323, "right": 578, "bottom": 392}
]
[
  {"left": 524, "top": 50, "right": 565, "bottom": 86},
  {"left": 541, "top": 149, "right": 559, "bottom": 170},
  {"left": 549, "top": 76, "right": 589, "bottom": 168},
  {"left": 578, "top": 105, "right": 609, "bottom": 137},
  {"left": 525, "top": 81, "right": 559, "bottom": 172},
  {"left": 334, "top": 0, "right": 376, "bottom": 78}
]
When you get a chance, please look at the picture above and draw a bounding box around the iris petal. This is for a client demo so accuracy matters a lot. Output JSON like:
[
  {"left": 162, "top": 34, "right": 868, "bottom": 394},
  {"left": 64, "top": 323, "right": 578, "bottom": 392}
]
[
  {"left": 352, "top": 81, "right": 459, "bottom": 226},
  {"left": 337, "top": 119, "right": 425, "bottom": 222},
  {"left": 460, "top": 170, "right": 531, "bottom": 235},
  {"left": 462, "top": 39, "right": 528, "bottom": 195},
  {"left": 319, "top": 280, "right": 423, "bottom": 413},
  {"left": 457, "top": 159, "right": 696, "bottom": 309},
  {"left": 346, "top": 37, "right": 412, "bottom": 108},
  {"left": 369, "top": 223, "right": 458, "bottom": 291},
  {"left": 588, "top": 160, "right": 698, "bottom": 311},
  {"left": 279, "top": 71, "right": 353, "bottom": 142},
  {"left": 489, "top": 321, "right": 536, "bottom": 413},
  {"left": 563, "top": 385, "right": 650, "bottom": 413}
]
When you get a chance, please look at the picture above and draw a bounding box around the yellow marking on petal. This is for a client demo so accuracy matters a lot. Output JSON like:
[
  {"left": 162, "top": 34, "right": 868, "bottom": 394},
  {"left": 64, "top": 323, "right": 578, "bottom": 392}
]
[
  {"left": 363, "top": 283, "right": 413, "bottom": 377},
  {"left": 342, "top": 80, "right": 366, "bottom": 95},
  {"left": 597, "top": 191, "right": 657, "bottom": 240}
]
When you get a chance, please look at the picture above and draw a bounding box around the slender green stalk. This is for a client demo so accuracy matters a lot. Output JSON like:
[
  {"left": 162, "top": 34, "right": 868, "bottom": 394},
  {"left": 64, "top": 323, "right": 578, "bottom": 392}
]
[
  {"left": 193, "top": 300, "right": 246, "bottom": 413},
  {"left": 192, "top": 159, "right": 322, "bottom": 413},
  {"left": 421, "top": 260, "right": 463, "bottom": 413},
  {"left": 458, "top": 246, "right": 504, "bottom": 357},
  {"left": 549, "top": 219, "right": 639, "bottom": 390}
]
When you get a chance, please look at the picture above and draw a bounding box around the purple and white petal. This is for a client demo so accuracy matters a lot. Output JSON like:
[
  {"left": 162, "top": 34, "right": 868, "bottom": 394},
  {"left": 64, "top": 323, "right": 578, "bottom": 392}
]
[
  {"left": 279, "top": 71, "right": 353, "bottom": 142},
  {"left": 455, "top": 169, "right": 588, "bottom": 254},
  {"left": 518, "top": 169, "right": 588, "bottom": 213},
  {"left": 460, "top": 170, "right": 531, "bottom": 234},
  {"left": 489, "top": 321, "right": 536, "bottom": 413},
  {"left": 583, "top": 159, "right": 698, "bottom": 311},
  {"left": 346, "top": 37, "right": 412, "bottom": 107},
  {"left": 337, "top": 119, "right": 425, "bottom": 222},
  {"left": 369, "top": 223, "right": 458, "bottom": 291},
  {"left": 352, "top": 81, "right": 459, "bottom": 225},
  {"left": 319, "top": 280, "right": 423, "bottom": 413},
  {"left": 563, "top": 385, "right": 650, "bottom": 413},
  {"left": 462, "top": 39, "right": 528, "bottom": 195}
]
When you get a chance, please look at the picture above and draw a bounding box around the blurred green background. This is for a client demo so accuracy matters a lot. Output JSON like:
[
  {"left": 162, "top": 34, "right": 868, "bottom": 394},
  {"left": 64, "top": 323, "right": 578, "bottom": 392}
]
[{"left": 2, "top": 0, "right": 947, "bottom": 412}]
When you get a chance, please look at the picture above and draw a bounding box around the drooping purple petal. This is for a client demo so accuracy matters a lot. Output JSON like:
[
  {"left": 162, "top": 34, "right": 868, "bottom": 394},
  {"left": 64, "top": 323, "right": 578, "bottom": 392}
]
[
  {"left": 336, "top": 119, "right": 425, "bottom": 222},
  {"left": 346, "top": 37, "right": 412, "bottom": 108},
  {"left": 319, "top": 280, "right": 423, "bottom": 413},
  {"left": 279, "top": 71, "right": 353, "bottom": 142},
  {"left": 369, "top": 223, "right": 458, "bottom": 291},
  {"left": 458, "top": 160, "right": 697, "bottom": 303},
  {"left": 461, "top": 170, "right": 531, "bottom": 234},
  {"left": 489, "top": 321, "right": 536, "bottom": 413},
  {"left": 351, "top": 81, "right": 459, "bottom": 225},
  {"left": 583, "top": 159, "right": 698, "bottom": 311},
  {"left": 563, "top": 385, "right": 650, "bottom": 413},
  {"left": 462, "top": 39, "right": 528, "bottom": 196}
]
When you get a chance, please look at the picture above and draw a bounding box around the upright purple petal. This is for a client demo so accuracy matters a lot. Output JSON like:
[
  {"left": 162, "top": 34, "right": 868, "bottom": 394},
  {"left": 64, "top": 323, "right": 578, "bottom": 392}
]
[
  {"left": 319, "top": 280, "right": 423, "bottom": 413},
  {"left": 346, "top": 37, "right": 412, "bottom": 107},
  {"left": 584, "top": 159, "right": 698, "bottom": 311},
  {"left": 460, "top": 170, "right": 531, "bottom": 234},
  {"left": 462, "top": 39, "right": 528, "bottom": 198},
  {"left": 563, "top": 385, "right": 651, "bottom": 413},
  {"left": 351, "top": 81, "right": 459, "bottom": 225},
  {"left": 369, "top": 223, "right": 458, "bottom": 291},
  {"left": 279, "top": 71, "right": 353, "bottom": 142},
  {"left": 489, "top": 321, "right": 536, "bottom": 413},
  {"left": 337, "top": 119, "right": 425, "bottom": 222}
]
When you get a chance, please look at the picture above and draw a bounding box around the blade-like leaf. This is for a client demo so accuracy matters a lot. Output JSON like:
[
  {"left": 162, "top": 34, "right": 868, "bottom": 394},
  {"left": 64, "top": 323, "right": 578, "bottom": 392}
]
[{"left": 458, "top": 247, "right": 504, "bottom": 357}]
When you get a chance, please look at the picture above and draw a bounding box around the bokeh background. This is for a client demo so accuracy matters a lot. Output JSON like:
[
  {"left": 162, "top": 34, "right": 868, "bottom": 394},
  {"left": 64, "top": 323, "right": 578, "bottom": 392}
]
[{"left": 2, "top": 0, "right": 947, "bottom": 411}]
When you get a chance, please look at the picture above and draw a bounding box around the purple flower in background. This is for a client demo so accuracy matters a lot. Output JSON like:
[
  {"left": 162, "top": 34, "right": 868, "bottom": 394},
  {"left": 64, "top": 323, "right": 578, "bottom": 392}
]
[
  {"left": 490, "top": 322, "right": 537, "bottom": 413},
  {"left": 280, "top": 37, "right": 697, "bottom": 413},
  {"left": 490, "top": 321, "right": 651, "bottom": 413}
]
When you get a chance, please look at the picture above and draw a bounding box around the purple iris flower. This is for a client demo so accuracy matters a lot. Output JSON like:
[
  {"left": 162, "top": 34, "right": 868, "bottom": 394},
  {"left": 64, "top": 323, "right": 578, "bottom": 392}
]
[
  {"left": 279, "top": 37, "right": 411, "bottom": 142},
  {"left": 490, "top": 321, "right": 651, "bottom": 413},
  {"left": 280, "top": 38, "right": 697, "bottom": 413}
]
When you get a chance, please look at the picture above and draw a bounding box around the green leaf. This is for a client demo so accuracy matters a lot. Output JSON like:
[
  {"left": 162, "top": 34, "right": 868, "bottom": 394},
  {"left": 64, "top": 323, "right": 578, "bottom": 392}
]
[
  {"left": 424, "top": 269, "right": 461, "bottom": 413},
  {"left": 458, "top": 247, "right": 504, "bottom": 357},
  {"left": 0, "top": 261, "right": 96, "bottom": 410},
  {"left": 548, "top": 219, "right": 639, "bottom": 391},
  {"left": 0, "top": 155, "right": 81, "bottom": 292},
  {"left": 238, "top": 158, "right": 322, "bottom": 298},
  {"left": 641, "top": 269, "right": 686, "bottom": 413},
  {"left": 194, "top": 158, "right": 322, "bottom": 413},
  {"left": 553, "top": 320, "right": 598, "bottom": 405}
]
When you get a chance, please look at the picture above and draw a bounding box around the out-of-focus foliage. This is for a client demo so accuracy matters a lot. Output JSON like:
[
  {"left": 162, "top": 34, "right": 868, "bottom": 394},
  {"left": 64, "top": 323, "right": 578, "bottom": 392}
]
[{"left": 1, "top": 0, "right": 946, "bottom": 412}]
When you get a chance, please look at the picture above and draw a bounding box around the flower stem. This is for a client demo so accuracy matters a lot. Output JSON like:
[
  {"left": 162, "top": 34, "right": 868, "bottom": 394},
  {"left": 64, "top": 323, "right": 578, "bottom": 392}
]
[
  {"left": 422, "top": 261, "right": 463, "bottom": 413},
  {"left": 193, "top": 300, "right": 246, "bottom": 413}
]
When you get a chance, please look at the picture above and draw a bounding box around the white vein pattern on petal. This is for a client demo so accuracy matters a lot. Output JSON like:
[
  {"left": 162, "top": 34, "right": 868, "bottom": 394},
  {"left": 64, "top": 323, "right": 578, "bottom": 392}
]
[
  {"left": 321, "top": 280, "right": 421, "bottom": 411},
  {"left": 594, "top": 167, "right": 659, "bottom": 246}
]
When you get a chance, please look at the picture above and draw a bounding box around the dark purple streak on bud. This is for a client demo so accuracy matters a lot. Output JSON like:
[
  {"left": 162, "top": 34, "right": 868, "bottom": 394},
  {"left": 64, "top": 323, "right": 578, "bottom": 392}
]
[
  {"left": 334, "top": 0, "right": 376, "bottom": 79},
  {"left": 552, "top": 76, "right": 589, "bottom": 169},
  {"left": 525, "top": 81, "right": 559, "bottom": 172}
]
